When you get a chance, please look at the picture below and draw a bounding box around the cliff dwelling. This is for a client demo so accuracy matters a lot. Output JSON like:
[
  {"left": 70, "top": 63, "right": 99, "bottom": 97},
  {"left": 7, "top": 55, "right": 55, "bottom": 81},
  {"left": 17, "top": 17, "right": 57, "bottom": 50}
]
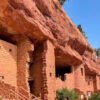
[{"left": 0, "top": 0, "right": 100, "bottom": 100}]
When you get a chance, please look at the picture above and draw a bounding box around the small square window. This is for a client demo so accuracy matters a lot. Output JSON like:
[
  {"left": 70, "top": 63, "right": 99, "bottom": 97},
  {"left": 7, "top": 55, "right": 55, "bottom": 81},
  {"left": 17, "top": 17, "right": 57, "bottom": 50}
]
[
  {"left": 50, "top": 73, "right": 52, "bottom": 77},
  {"left": 9, "top": 49, "right": 12, "bottom": 52}
]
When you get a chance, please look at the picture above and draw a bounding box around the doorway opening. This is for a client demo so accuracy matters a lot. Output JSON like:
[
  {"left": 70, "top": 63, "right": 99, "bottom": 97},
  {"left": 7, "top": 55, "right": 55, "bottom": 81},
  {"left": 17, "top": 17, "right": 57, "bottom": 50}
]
[
  {"left": 56, "top": 66, "right": 72, "bottom": 81},
  {"left": 28, "top": 80, "right": 34, "bottom": 94}
]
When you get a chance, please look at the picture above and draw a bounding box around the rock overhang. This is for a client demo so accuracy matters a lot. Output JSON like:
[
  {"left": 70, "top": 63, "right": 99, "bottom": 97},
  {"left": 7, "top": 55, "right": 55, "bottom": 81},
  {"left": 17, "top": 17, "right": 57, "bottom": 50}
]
[{"left": 0, "top": 0, "right": 99, "bottom": 67}]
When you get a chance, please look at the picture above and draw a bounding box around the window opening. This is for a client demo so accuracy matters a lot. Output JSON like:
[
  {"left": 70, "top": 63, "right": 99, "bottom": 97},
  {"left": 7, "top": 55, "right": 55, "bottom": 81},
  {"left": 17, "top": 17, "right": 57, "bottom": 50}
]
[
  {"left": 28, "top": 80, "right": 34, "bottom": 93},
  {"left": 56, "top": 66, "right": 72, "bottom": 81},
  {"left": 81, "top": 68, "right": 84, "bottom": 76}
]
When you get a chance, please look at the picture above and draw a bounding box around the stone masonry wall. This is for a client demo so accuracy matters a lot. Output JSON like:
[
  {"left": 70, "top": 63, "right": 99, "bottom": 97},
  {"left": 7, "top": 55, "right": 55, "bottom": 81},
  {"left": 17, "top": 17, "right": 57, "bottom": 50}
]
[
  {"left": 42, "top": 40, "right": 56, "bottom": 100},
  {"left": 74, "top": 65, "right": 97, "bottom": 99},
  {"left": 0, "top": 80, "right": 16, "bottom": 99},
  {"left": 56, "top": 66, "right": 75, "bottom": 90},
  {"left": 0, "top": 40, "right": 17, "bottom": 86},
  {"left": 74, "top": 65, "right": 86, "bottom": 95},
  {"left": 85, "top": 75, "right": 94, "bottom": 92},
  {"left": 96, "top": 75, "right": 100, "bottom": 91},
  {"left": 30, "top": 42, "right": 44, "bottom": 98},
  {"left": 17, "top": 38, "right": 34, "bottom": 98}
]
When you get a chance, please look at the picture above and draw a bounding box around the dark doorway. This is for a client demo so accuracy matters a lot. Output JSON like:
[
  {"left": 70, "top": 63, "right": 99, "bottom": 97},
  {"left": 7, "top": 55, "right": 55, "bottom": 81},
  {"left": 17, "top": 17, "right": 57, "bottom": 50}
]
[
  {"left": 56, "top": 66, "right": 72, "bottom": 77},
  {"left": 28, "top": 80, "right": 34, "bottom": 93},
  {"left": 56, "top": 66, "right": 72, "bottom": 81}
]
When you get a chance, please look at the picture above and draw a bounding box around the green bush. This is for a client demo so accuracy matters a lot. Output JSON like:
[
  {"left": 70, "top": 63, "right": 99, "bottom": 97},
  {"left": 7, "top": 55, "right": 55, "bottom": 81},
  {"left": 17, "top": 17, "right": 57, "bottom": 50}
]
[
  {"left": 56, "top": 88, "right": 79, "bottom": 100},
  {"left": 88, "top": 93, "right": 100, "bottom": 100}
]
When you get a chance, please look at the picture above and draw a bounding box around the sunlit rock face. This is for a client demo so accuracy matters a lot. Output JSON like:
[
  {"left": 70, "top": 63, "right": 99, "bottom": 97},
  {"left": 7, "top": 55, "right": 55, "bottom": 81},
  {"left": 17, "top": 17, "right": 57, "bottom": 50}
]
[
  {"left": 0, "top": 0, "right": 93, "bottom": 66},
  {"left": 0, "top": 0, "right": 99, "bottom": 81},
  {"left": 0, "top": 0, "right": 99, "bottom": 71},
  {"left": 0, "top": 0, "right": 100, "bottom": 100}
]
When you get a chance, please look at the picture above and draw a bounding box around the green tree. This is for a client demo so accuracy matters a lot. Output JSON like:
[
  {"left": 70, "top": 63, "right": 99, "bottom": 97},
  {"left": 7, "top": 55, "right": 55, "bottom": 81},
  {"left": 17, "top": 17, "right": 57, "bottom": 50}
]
[
  {"left": 56, "top": 88, "right": 79, "bottom": 100},
  {"left": 88, "top": 93, "right": 100, "bottom": 100},
  {"left": 77, "top": 24, "right": 88, "bottom": 39},
  {"left": 95, "top": 48, "right": 100, "bottom": 58},
  {"left": 58, "top": 0, "right": 68, "bottom": 5}
]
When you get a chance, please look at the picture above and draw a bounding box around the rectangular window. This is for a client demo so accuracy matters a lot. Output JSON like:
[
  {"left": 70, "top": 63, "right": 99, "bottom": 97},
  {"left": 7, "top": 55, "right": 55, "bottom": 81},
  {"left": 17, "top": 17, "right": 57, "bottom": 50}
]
[
  {"left": 81, "top": 68, "right": 84, "bottom": 76},
  {"left": 88, "top": 81, "right": 90, "bottom": 85}
]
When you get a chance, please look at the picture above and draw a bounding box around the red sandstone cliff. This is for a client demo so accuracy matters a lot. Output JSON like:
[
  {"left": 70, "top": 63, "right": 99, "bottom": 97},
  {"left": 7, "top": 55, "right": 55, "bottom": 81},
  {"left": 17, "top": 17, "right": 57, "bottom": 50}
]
[{"left": 0, "top": 0, "right": 99, "bottom": 72}]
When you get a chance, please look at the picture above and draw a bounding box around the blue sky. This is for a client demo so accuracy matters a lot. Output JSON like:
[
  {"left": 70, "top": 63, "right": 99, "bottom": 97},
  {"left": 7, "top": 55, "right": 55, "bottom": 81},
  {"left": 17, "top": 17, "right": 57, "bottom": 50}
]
[{"left": 63, "top": 0, "right": 100, "bottom": 49}]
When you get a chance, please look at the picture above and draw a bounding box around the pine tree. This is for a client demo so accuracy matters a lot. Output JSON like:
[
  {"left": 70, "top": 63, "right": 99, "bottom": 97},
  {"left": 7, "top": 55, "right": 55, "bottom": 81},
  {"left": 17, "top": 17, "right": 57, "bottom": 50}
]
[
  {"left": 77, "top": 24, "right": 88, "bottom": 39},
  {"left": 95, "top": 48, "right": 100, "bottom": 58},
  {"left": 58, "top": 0, "right": 68, "bottom": 5}
]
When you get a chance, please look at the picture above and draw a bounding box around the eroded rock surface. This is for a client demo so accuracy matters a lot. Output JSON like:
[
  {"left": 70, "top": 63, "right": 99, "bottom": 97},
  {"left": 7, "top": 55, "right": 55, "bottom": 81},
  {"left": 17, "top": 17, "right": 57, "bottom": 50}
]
[{"left": 0, "top": 0, "right": 99, "bottom": 68}]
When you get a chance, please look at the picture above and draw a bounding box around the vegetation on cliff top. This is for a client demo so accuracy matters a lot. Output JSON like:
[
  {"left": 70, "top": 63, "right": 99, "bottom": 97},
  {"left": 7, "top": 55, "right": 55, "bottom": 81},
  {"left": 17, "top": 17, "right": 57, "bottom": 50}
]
[
  {"left": 77, "top": 24, "right": 88, "bottom": 39},
  {"left": 58, "top": 0, "right": 68, "bottom": 5},
  {"left": 77, "top": 24, "right": 100, "bottom": 58},
  {"left": 59, "top": 0, "right": 100, "bottom": 58},
  {"left": 95, "top": 48, "right": 100, "bottom": 58}
]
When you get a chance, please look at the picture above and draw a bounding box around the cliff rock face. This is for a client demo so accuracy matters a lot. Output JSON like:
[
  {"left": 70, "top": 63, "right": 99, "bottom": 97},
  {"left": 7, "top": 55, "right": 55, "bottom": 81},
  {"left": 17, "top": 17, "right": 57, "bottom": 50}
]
[
  {"left": 0, "top": 0, "right": 100, "bottom": 100},
  {"left": 0, "top": 0, "right": 99, "bottom": 70}
]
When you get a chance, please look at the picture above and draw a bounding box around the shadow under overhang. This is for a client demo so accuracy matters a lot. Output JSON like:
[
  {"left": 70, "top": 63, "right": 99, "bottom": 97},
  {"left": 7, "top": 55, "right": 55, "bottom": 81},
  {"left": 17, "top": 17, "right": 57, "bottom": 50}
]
[{"left": 55, "top": 46, "right": 82, "bottom": 67}]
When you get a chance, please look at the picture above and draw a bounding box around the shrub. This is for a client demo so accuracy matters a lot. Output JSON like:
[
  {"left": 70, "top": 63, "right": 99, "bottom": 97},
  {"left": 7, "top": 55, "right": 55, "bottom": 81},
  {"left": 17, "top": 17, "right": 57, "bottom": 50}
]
[
  {"left": 88, "top": 93, "right": 100, "bottom": 100},
  {"left": 56, "top": 88, "right": 79, "bottom": 100}
]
